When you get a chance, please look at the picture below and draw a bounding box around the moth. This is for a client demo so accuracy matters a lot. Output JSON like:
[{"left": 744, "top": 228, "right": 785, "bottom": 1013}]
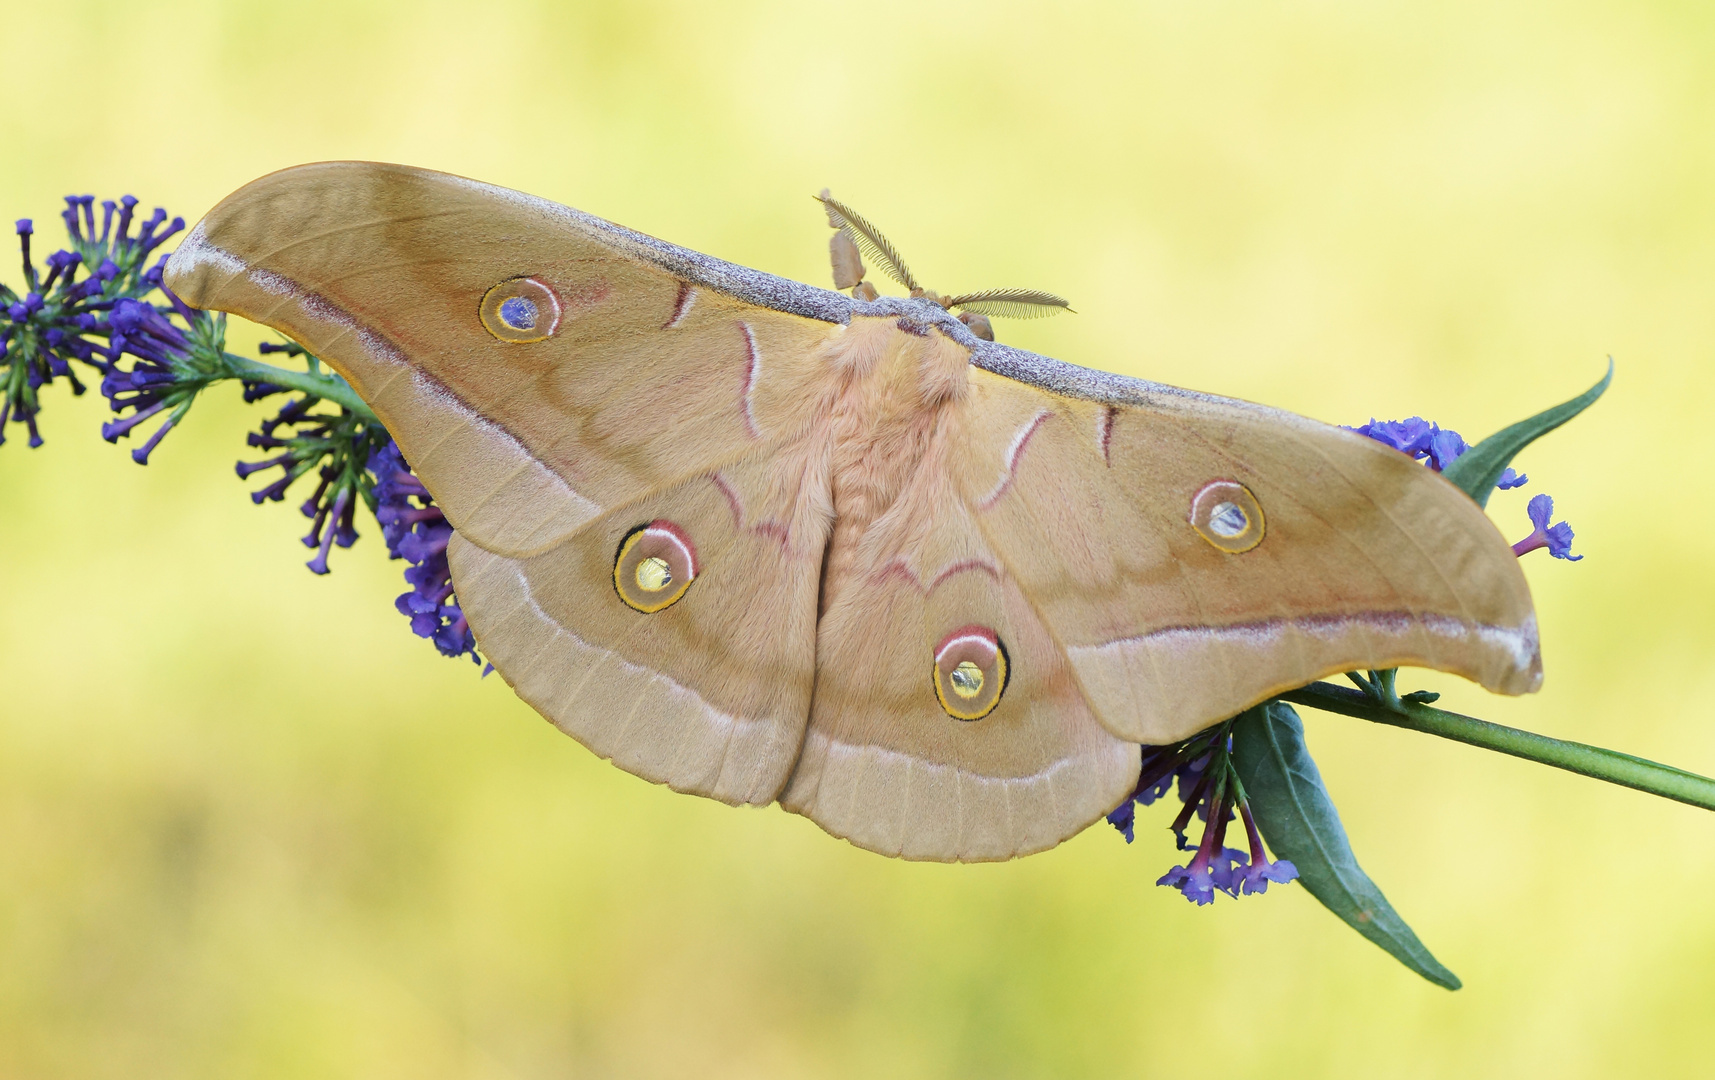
[{"left": 162, "top": 163, "right": 1539, "bottom": 863}]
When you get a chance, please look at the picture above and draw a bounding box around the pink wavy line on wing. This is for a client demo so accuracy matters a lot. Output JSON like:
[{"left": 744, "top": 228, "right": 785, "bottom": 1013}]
[
  {"left": 1097, "top": 405, "right": 1116, "bottom": 465},
  {"left": 707, "top": 470, "right": 790, "bottom": 548},
  {"left": 873, "top": 556, "right": 1002, "bottom": 593},
  {"left": 739, "top": 321, "right": 761, "bottom": 439},
  {"left": 664, "top": 281, "right": 696, "bottom": 329},
  {"left": 979, "top": 409, "right": 1049, "bottom": 510}
]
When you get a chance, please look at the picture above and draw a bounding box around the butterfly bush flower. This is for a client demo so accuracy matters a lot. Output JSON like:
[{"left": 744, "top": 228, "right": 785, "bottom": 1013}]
[
  {"left": 0, "top": 208, "right": 145, "bottom": 448},
  {"left": 1351, "top": 415, "right": 1591, "bottom": 566},
  {"left": 1512, "top": 493, "right": 1581, "bottom": 561},
  {"left": 1349, "top": 416, "right": 1527, "bottom": 489},
  {"left": 1108, "top": 729, "right": 1298, "bottom": 905},
  {"left": 101, "top": 295, "right": 203, "bottom": 462},
  {"left": 235, "top": 348, "right": 388, "bottom": 575},
  {"left": 5, "top": 192, "right": 449, "bottom": 597},
  {"left": 370, "top": 440, "right": 483, "bottom": 664},
  {"left": 0, "top": 193, "right": 207, "bottom": 454}
]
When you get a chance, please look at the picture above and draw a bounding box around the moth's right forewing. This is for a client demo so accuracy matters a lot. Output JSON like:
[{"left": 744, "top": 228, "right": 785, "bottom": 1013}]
[
  {"left": 165, "top": 161, "right": 837, "bottom": 560},
  {"left": 167, "top": 162, "right": 849, "bottom": 807}
]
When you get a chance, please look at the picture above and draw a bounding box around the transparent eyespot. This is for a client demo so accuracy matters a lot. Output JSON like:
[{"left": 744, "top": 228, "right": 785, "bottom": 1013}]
[
  {"left": 614, "top": 521, "right": 698, "bottom": 613},
  {"left": 635, "top": 556, "right": 673, "bottom": 592},
  {"left": 932, "top": 626, "right": 1009, "bottom": 721},
  {"left": 949, "top": 661, "right": 984, "bottom": 698},
  {"left": 1207, "top": 501, "right": 1248, "bottom": 538},
  {"left": 1190, "top": 480, "right": 1265, "bottom": 554},
  {"left": 498, "top": 295, "right": 538, "bottom": 331},
  {"left": 480, "top": 277, "right": 561, "bottom": 343}
]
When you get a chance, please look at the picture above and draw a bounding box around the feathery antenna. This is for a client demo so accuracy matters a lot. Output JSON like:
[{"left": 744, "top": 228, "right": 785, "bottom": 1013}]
[
  {"left": 942, "top": 289, "right": 1074, "bottom": 320},
  {"left": 814, "top": 191, "right": 1074, "bottom": 328},
  {"left": 816, "top": 191, "right": 920, "bottom": 292}
]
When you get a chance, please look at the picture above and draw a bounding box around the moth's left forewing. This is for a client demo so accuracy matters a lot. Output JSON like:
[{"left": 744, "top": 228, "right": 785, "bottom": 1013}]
[{"left": 963, "top": 362, "right": 1541, "bottom": 745}]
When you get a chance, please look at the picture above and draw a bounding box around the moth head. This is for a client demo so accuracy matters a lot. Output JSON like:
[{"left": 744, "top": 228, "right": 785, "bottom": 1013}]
[{"left": 815, "top": 190, "right": 1073, "bottom": 341}]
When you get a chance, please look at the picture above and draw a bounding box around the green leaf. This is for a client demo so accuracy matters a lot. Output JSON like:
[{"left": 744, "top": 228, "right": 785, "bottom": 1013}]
[
  {"left": 1442, "top": 360, "right": 1612, "bottom": 507},
  {"left": 1231, "top": 702, "right": 1462, "bottom": 989}
]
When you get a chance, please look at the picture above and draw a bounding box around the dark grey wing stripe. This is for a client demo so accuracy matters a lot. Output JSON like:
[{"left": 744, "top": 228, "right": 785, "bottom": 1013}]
[
  {"left": 450, "top": 172, "right": 860, "bottom": 326},
  {"left": 462, "top": 173, "right": 1290, "bottom": 418},
  {"left": 967, "top": 341, "right": 1294, "bottom": 415}
]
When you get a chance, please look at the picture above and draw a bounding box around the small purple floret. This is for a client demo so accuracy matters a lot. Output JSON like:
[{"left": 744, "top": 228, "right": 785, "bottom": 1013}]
[
  {"left": 1426, "top": 428, "right": 1467, "bottom": 471},
  {"left": 1349, "top": 417, "right": 1434, "bottom": 457},
  {"left": 1353, "top": 416, "right": 1545, "bottom": 509},
  {"left": 1238, "top": 857, "right": 1300, "bottom": 896},
  {"left": 1350, "top": 416, "right": 1473, "bottom": 473},
  {"left": 1157, "top": 862, "right": 1218, "bottom": 906},
  {"left": 1111, "top": 733, "right": 1297, "bottom": 907},
  {"left": 1105, "top": 799, "right": 1137, "bottom": 843},
  {"left": 1513, "top": 493, "right": 1582, "bottom": 561},
  {"left": 1234, "top": 803, "right": 1299, "bottom": 895},
  {"left": 370, "top": 440, "right": 483, "bottom": 665}
]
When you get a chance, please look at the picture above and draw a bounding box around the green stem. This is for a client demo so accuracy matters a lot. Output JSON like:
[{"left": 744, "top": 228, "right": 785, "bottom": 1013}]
[
  {"left": 221, "top": 353, "right": 376, "bottom": 422},
  {"left": 1281, "top": 681, "right": 1715, "bottom": 813}
]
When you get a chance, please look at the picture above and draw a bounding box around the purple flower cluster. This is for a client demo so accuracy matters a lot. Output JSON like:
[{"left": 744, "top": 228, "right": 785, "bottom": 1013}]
[
  {"left": 61, "top": 194, "right": 184, "bottom": 281},
  {"left": 7, "top": 189, "right": 478, "bottom": 666},
  {"left": 1349, "top": 416, "right": 1528, "bottom": 488},
  {"left": 1, "top": 195, "right": 191, "bottom": 450},
  {"left": 235, "top": 379, "right": 385, "bottom": 575},
  {"left": 19, "top": 203, "right": 450, "bottom": 651},
  {"left": 1108, "top": 732, "right": 1299, "bottom": 905},
  {"left": 370, "top": 440, "right": 483, "bottom": 665},
  {"left": 9, "top": 200, "right": 393, "bottom": 580},
  {"left": 101, "top": 295, "right": 200, "bottom": 463},
  {"left": 1351, "top": 415, "right": 1580, "bottom": 561}
]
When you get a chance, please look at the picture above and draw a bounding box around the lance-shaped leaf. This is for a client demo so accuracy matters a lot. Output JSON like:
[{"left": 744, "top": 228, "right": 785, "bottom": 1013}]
[
  {"left": 1442, "top": 360, "right": 1612, "bottom": 507},
  {"left": 1231, "top": 702, "right": 1461, "bottom": 990}
]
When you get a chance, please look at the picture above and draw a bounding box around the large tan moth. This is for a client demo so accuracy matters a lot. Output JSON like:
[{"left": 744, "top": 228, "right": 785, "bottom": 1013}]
[{"left": 162, "top": 162, "right": 1538, "bottom": 863}]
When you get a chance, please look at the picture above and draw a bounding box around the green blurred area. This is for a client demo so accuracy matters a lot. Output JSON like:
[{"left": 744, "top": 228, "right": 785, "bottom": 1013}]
[{"left": 3, "top": 1, "right": 1714, "bottom": 1075}]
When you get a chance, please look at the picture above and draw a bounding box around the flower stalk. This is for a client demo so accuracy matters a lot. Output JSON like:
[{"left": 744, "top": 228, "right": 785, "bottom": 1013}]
[
  {"left": 1280, "top": 680, "right": 1715, "bottom": 812},
  {"left": 223, "top": 351, "right": 374, "bottom": 420}
]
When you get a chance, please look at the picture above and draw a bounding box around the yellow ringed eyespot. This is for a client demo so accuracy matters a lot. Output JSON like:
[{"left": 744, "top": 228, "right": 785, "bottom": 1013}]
[
  {"left": 479, "top": 277, "right": 561, "bottom": 343},
  {"left": 931, "top": 625, "right": 1009, "bottom": 721},
  {"left": 614, "top": 521, "right": 698, "bottom": 613},
  {"left": 1190, "top": 480, "right": 1265, "bottom": 554}
]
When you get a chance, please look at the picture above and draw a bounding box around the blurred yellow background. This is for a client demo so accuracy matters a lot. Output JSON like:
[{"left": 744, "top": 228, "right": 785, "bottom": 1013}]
[{"left": 3, "top": 1, "right": 1714, "bottom": 1076}]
